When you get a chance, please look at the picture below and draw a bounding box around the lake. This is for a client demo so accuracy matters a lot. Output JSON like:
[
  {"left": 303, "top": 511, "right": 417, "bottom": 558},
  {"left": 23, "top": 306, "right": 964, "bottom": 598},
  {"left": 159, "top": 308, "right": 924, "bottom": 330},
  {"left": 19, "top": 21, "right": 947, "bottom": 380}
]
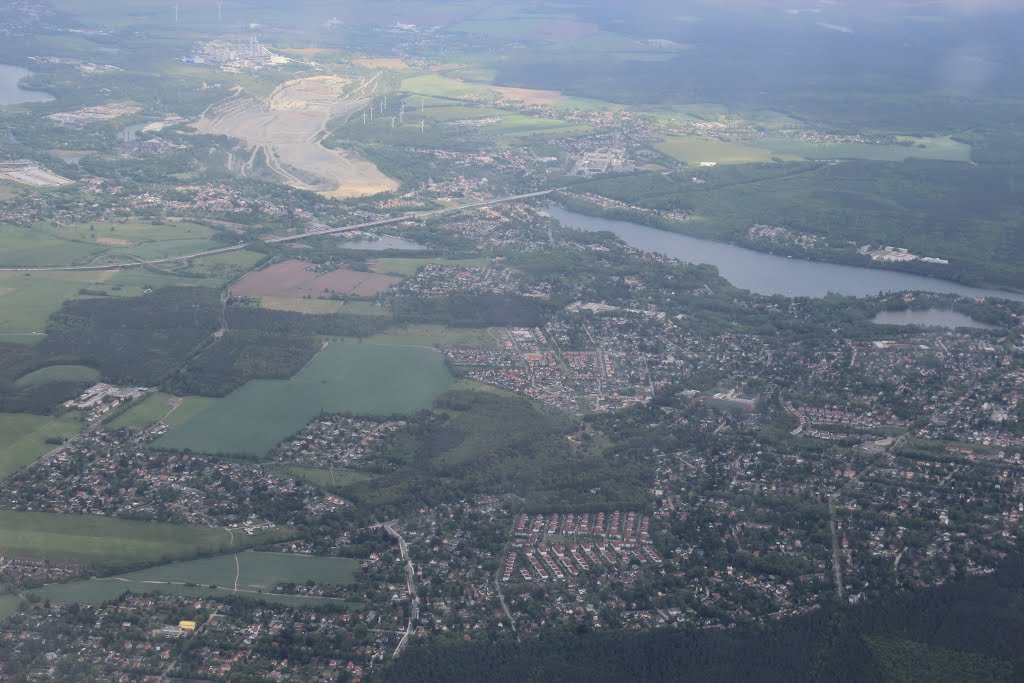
[
  {"left": 0, "top": 65, "right": 54, "bottom": 105},
  {"left": 548, "top": 207, "right": 1024, "bottom": 301},
  {"left": 872, "top": 309, "right": 996, "bottom": 330}
]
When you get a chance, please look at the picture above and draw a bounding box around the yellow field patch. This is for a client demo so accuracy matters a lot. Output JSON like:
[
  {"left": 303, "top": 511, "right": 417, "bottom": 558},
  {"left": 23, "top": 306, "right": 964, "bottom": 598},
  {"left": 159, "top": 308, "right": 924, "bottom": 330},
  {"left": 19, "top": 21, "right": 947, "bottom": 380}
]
[
  {"left": 280, "top": 47, "right": 343, "bottom": 58},
  {"left": 493, "top": 86, "right": 565, "bottom": 106},
  {"left": 355, "top": 57, "right": 411, "bottom": 70},
  {"left": 259, "top": 296, "right": 344, "bottom": 314}
]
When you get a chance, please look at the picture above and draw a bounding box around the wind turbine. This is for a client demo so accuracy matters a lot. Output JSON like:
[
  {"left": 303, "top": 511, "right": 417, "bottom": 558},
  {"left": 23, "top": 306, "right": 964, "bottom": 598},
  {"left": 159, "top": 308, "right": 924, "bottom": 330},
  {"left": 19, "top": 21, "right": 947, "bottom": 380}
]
[
  {"left": 173, "top": 3, "right": 179, "bottom": 23},
  {"left": 391, "top": 116, "right": 396, "bottom": 128},
  {"left": 419, "top": 120, "right": 425, "bottom": 133},
  {"left": 362, "top": 111, "right": 367, "bottom": 125},
  {"left": 217, "top": 0, "right": 222, "bottom": 21}
]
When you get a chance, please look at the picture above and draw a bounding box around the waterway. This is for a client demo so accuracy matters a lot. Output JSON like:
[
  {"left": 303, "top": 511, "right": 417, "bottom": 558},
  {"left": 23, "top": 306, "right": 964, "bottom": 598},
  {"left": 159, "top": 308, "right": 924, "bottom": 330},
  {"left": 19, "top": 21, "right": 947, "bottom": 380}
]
[
  {"left": 872, "top": 309, "right": 996, "bottom": 330},
  {"left": 548, "top": 207, "right": 1023, "bottom": 301},
  {"left": 0, "top": 64, "right": 54, "bottom": 105}
]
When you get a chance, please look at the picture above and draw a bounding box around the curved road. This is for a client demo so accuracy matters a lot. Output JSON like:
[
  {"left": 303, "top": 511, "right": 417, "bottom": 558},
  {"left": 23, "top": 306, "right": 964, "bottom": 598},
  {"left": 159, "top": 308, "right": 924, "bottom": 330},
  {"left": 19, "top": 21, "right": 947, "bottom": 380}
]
[
  {"left": 0, "top": 190, "right": 557, "bottom": 273},
  {"left": 383, "top": 522, "right": 419, "bottom": 658}
]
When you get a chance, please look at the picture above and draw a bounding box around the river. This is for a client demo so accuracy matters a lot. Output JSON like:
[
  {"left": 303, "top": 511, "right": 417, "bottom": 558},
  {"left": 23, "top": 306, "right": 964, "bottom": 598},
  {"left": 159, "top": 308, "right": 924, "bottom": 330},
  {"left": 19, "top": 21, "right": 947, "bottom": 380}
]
[
  {"left": 548, "top": 207, "right": 1023, "bottom": 301},
  {"left": 0, "top": 64, "right": 54, "bottom": 105}
]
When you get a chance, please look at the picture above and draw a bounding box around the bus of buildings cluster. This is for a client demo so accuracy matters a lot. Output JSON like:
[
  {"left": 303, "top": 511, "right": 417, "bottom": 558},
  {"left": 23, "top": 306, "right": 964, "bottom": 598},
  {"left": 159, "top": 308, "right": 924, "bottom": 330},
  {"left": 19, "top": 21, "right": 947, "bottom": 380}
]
[{"left": 502, "top": 511, "right": 663, "bottom": 583}]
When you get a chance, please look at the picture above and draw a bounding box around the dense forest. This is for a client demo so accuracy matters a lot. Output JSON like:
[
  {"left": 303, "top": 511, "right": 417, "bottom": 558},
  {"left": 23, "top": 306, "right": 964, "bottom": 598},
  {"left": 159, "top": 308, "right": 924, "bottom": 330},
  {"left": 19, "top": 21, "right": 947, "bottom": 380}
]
[
  {"left": 37, "top": 287, "right": 222, "bottom": 386},
  {"left": 337, "top": 390, "right": 648, "bottom": 517},
  {"left": 163, "top": 331, "right": 322, "bottom": 397},
  {"left": 390, "top": 294, "right": 559, "bottom": 328},
  {"left": 377, "top": 555, "right": 1024, "bottom": 682},
  {"left": 0, "top": 344, "right": 92, "bottom": 413},
  {"left": 225, "top": 304, "right": 392, "bottom": 338}
]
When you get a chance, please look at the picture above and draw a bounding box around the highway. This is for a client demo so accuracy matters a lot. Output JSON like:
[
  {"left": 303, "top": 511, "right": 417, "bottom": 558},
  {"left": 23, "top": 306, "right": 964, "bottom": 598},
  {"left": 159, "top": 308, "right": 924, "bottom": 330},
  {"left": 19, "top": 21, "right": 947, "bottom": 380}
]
[{"left": 0, "top": 189, "right": 558, "bottom": 273}]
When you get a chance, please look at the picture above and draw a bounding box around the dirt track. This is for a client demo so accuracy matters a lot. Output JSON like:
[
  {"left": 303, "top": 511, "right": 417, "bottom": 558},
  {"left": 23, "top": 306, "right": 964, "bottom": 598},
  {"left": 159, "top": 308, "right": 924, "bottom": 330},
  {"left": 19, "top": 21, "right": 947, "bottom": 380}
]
[{"left": 195, "top": 74, "right": 398, "bottom": 198}]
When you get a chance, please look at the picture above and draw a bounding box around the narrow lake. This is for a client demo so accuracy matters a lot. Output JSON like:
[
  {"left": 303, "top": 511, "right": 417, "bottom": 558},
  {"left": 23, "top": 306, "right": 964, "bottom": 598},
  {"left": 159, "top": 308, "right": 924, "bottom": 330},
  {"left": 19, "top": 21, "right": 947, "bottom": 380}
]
[
  {"left": 872, "top": 309, "right": 996, "bottom": 330},
  {"left": 548, "top": 207, "right": 1023, "bottom": 301},
  {"left": 0, "top": 64, "right": 54, "bottom": 105}
]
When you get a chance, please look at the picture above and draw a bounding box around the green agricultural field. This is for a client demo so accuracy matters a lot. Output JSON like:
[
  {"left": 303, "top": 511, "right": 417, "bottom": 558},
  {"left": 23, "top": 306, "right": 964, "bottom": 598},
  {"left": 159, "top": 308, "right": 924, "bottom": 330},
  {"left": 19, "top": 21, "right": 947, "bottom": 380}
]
[
  {"left": 53, "top": 219, "right": 216, "bottom": 246},
  {"left": 0, "top": 511, "right": 271, "bottom": 569},
  {"left": 14, "top": 364, "right": 99, "bottom": 388},
  {"left": 752, "top": 135, "right": 973, "bottom": 163},
  {"left": 154, "top": 342, "right": 453, "bottom": 456},
  {"left": 105, "top": 392, "right": 217, "bottom": 431},
  {"left": 400, "top": 73, "right": 498, "bottom": 101},
  {"left": 0, "top": 413, "right": 82, "bottom": 481},
  {"left": 0, "top": 220, "right": 233, "bottom": 269},
  {"left": 0, "top": 223, "right": 99, "bottom": 267},
  {"left": 0, "top": 263, "right": 231, "bottom": 339},
  {"left": 0, "top": 270, "right": 119, "bottom": 336},
  {"left": 654, "top": 136, "right": 782, "bottom": 165},
  {"left": 371, "top": 256, "right": 490, "bottom": 277},
  {"left": 359, "top": 324, "right": 498, "bottom": 349},
  {"left": 498, "top": 122, "right": 593, "bottom": 142},
  {"left": 419, "top": 105, "right": 509, "bottom": 122},
  {"left": 30, "top": 551, "right": 360, "bottom": 607}
]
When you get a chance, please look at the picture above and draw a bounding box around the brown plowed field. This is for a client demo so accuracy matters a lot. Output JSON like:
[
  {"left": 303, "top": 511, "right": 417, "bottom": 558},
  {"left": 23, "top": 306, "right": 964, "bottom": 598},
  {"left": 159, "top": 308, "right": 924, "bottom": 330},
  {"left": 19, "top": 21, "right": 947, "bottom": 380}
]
[{"left": 230, "top": 260, "right": 402, "bottom": 299}]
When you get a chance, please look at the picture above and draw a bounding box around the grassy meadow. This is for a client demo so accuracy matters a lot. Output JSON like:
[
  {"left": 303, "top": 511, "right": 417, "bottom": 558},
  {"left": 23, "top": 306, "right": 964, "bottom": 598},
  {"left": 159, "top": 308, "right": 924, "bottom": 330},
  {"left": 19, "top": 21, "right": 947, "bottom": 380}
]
[
  {"left": 752, "top": 136, "right": 972, "bottom": 163},
  {"left": 357, "top": 324, "right": 497, "bottom": 349},
  {"left": 0, "top": 220, "right": 226, "bottom": 268},
  {"left": 0, "top": 413, "right": 82, "bottom": 481},
  {"left": 370, "top": 256, "right": 490, "bottom": 277},
  {"left": 30, "top": 551, "right": 360, "bottom": 607},
  {"left": 280, "top": 465, "right": 375, "bottom": 488},
  {"left": 0, "top": 510, "right": 269, "bottom": 569},
  {"left": 654, "top": 136, "right": 782, "bottom": 165},
  {"left": 14, "top": 364, "right": 99, "bottom": 388},
  {"left": 0, "top": 249, "right": 262, "bottom": 338},
  {"left": 105, "top": 392, "right": 218, "bottom": 431}
]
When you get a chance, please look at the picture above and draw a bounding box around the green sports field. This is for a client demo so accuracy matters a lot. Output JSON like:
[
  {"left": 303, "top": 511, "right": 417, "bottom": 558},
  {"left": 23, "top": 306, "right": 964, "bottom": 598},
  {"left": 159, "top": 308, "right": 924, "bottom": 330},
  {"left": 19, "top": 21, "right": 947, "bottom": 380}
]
[
  {"left": 30, "top": 551, "right": 360, "bottom": 607},
  {"left": 154, "top": 342, "right": 453, "bottom": 456}
]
